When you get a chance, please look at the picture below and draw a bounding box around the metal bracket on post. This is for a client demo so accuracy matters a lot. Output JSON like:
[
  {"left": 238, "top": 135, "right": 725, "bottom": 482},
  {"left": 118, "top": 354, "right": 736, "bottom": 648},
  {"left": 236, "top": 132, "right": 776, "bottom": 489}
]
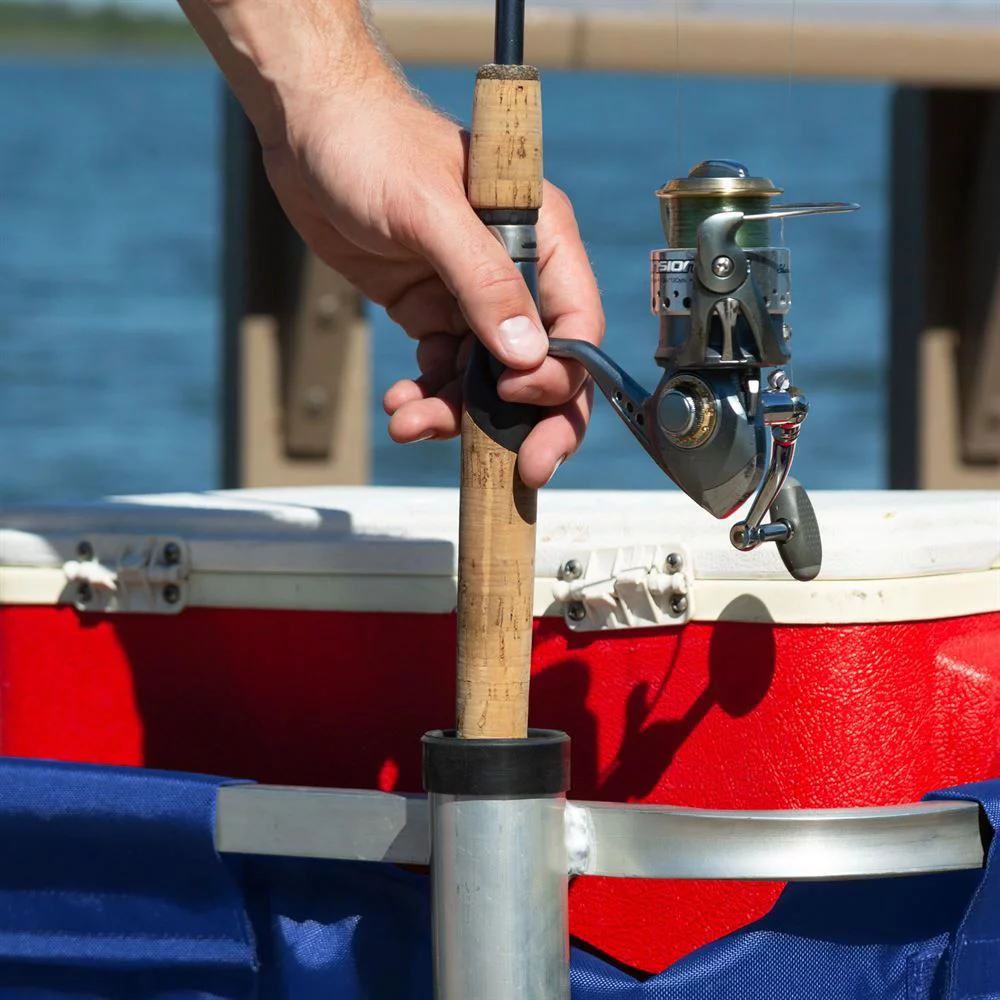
[
  {"left": 221, "top": 91, "right": 370, "bottom": 488},
  {"left": 280, "top": 258, "right": 364, "bottom": 460}
]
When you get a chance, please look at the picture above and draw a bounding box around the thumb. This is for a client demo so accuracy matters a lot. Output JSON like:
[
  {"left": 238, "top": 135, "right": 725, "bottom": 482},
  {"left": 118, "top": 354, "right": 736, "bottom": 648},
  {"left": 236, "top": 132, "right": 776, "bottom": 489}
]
[{"left": 417, "top": 195, "right": 549, "bottom": 371}]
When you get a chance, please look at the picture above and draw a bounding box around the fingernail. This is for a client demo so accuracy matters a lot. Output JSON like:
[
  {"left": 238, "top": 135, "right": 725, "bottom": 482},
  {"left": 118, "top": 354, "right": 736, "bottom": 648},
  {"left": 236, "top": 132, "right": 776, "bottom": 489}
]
[
  {"left": 544, "top": 454, "right": 567, "bottom": 487},
  {"left": 411, "top": 432, "right": 437, "bottom": 444},
  {"left": 497, "top": 316, "right": 547, "bottom": 366}
]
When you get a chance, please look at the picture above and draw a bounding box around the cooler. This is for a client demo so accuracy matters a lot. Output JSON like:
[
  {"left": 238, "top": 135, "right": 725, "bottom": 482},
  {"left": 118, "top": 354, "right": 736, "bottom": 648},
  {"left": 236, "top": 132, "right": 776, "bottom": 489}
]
[{"left": 1, "top": 485, "right": 998, "bottom": 974}]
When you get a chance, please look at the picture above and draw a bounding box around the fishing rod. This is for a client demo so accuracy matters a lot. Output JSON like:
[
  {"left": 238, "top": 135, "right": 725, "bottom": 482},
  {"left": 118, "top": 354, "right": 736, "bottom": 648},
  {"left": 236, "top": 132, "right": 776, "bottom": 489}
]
[
  {"left": 422, "top": 4, "right": 859, "bottom": 996},
  {"left": 452, "top": 0, "right": 543, "bottom": 742},
  {"left": 420, "top": 0, "right": 570, "bottom": 998}
]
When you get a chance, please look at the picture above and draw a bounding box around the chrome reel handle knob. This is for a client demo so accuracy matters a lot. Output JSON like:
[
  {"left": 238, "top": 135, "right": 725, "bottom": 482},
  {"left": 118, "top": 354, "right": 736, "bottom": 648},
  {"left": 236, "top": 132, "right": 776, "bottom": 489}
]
[
  {"left": 769, "top": 478, "right": 823, "bottom": 582},
  {"left": 731, "top": 478, "right": 822, "bottom": 582}
]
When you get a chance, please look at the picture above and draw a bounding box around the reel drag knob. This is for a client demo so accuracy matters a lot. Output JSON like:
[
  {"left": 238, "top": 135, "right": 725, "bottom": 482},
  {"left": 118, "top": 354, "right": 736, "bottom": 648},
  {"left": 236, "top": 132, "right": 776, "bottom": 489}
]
[
  {"left": 658, "top": 389, "right": 696, "bottom": 437},
  {"left": 655, "top": 376, "right": 718, "bottom": 449}
]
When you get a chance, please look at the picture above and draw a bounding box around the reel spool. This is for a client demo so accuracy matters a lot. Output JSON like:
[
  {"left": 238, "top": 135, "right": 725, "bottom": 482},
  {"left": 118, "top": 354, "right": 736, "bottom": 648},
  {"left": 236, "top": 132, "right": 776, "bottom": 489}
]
[{"left": 549, "top": 159, "right": 858, "bottom": 582}]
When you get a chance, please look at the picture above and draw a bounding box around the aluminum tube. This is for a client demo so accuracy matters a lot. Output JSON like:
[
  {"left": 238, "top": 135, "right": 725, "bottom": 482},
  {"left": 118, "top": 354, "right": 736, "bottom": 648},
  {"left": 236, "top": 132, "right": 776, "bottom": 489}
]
[
  {"left": 430, "top": 792, "right": 569, "bottom": 1000},
  {"left": 570, "top": 799, "right": 986, "bottom": 880}
]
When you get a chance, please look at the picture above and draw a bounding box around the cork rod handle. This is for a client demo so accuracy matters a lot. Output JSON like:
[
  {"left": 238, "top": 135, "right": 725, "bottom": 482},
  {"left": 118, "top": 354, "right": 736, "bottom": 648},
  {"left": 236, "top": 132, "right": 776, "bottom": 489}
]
[
  {"left": 455, "top": 64, "right": 544, "bottom": 740},
  {"left": 467, "top": 65, "right": 543, "bottom": 213}
]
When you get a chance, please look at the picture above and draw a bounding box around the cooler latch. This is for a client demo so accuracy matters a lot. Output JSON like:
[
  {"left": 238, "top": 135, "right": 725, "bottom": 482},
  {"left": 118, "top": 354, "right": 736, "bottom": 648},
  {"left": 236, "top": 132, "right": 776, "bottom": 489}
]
[
  {"left": 63, "top": 536, "right": 189, "bottom": 614},
  {"left": 552, "top": 545, "right": 693, "bottom": 631}
]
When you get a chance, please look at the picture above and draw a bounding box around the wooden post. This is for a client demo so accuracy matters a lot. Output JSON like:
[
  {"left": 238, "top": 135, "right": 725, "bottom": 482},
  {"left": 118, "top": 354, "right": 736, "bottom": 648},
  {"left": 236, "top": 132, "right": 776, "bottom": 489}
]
[
  {"left": 889, "top": 87, "right": 1000, "bottom": 489},
  {"left": 221, "top": 90, "right": 371, "bottom": 489},
  {"left": 455, "top": 66, "right": 544, "bottom": 740}
]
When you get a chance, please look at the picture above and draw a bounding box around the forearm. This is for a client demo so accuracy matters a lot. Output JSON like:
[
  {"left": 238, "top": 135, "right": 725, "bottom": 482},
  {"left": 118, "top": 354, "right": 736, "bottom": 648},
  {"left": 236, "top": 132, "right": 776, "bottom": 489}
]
[{"left": 176, "top": 0, "right": 406, "bottom": 148}]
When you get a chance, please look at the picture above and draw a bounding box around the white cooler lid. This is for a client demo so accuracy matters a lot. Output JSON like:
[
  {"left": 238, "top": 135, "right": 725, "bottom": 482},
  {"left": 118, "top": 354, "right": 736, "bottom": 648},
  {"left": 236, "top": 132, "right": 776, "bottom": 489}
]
[{"left": 1, "top": 487, "right": 998, "bottom": 627}]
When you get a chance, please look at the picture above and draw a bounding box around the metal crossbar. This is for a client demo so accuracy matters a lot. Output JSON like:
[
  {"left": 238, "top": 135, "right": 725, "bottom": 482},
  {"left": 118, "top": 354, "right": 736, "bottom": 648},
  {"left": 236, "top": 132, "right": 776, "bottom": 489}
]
[{"left": 215, "top": 786, "right": 986, "bottom": 881}]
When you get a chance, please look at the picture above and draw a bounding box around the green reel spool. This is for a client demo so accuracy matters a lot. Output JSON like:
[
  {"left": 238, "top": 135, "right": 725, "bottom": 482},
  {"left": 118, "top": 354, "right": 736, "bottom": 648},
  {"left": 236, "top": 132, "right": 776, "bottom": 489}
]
[{"left": 656, "top": 160, "right": 781, "bottom": 248}]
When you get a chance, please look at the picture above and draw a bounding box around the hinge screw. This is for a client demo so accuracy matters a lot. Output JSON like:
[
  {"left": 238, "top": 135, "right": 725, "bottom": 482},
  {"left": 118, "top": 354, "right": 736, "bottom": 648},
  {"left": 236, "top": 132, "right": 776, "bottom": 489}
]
[
  {"left": 567, "top": 601, "right": 587, "bottom": 623},
  {"left": 163, "top": 584, "right": 181, "bottom": 605},
  {"left": 712, "top": 255, "right": 734, "bottom": 278},
  {"left": 561, "top": 559, "right": 583, "bottom": 581},
  {"left": 670, "top": 595, "right": 688, "bottom": 616},
  {"left": 163, "top": 542, "right": 181, "bottom": 565},
  {"left": 665, "top": 552, "right": 683, "bottom": 572},
  {"left": 76, "top": 541, "right": 93, "bottom": 561},
  {"left": 768, "top": 369, "right": 790, "bottom": 391}
]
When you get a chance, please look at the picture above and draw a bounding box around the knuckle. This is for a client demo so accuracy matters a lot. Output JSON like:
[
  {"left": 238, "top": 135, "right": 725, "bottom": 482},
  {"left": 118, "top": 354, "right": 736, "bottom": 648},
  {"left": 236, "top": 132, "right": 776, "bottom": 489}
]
[
  {"left": 546, "top": 182, "right": 573, "bottom": 214},
  {"left": 467, "top": 259, "right": 523, "bottom": 300},
  {"left": 384, "top": 299, "right": 408, "bottom": 326}
]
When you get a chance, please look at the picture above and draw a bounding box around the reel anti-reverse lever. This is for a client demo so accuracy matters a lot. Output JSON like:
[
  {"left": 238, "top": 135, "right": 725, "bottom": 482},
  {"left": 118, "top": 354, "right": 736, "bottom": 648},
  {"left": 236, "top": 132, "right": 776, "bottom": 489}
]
[{"left": 549, "top": 159, "right": 858, "bottom": 582}]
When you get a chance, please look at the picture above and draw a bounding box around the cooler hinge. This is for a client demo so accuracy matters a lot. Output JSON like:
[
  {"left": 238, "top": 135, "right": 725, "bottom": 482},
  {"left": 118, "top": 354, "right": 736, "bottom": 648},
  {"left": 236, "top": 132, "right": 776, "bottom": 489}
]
[
  {"left": 552, "top": 545, "right": 693, "bottom": 631},
  {"left": 63, "top": 536, "right": 189, "bottom": 614}
]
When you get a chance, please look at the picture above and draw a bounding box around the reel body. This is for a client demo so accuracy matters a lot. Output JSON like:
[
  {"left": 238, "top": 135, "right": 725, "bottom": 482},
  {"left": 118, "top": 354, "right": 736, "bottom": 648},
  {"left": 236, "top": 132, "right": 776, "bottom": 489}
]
[{"left": 549, "top": 159, "right": 857, "bottom": 582}]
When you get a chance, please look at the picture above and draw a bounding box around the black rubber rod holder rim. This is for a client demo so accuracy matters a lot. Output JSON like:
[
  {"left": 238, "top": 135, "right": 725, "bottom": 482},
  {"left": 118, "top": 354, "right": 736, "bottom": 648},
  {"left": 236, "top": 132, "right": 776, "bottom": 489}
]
[{"left": 422, "top": 729, "right": 571, "bottom": 796}]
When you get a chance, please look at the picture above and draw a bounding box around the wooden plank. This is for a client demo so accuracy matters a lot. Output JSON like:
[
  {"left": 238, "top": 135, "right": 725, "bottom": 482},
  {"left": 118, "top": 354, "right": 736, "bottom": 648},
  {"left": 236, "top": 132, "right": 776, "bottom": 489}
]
[{"left": 372, "top": 1, "right": 1000, "bottom": 86}]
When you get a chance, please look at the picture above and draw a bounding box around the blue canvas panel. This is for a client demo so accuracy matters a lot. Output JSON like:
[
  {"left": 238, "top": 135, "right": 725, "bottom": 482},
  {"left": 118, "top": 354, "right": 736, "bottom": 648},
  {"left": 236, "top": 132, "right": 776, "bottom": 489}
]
[{"left": 0, "top": 757, "right": 996, "bottom": 1000}]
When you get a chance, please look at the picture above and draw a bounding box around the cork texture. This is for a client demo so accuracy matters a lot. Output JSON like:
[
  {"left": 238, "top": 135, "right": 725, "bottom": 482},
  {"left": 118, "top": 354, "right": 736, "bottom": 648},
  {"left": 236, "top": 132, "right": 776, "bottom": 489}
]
[
  {"left": 467, "top": 74, "right": 543, "bottom": 212},
  {"left": 455, "top": 411, "right": 538, "bottom": 739}
]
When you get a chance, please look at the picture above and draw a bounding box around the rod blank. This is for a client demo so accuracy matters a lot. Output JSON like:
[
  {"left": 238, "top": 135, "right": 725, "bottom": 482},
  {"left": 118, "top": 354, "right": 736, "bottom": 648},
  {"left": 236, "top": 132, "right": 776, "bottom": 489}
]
[{"left": 494, "top": 0, "right": 525, "bottom": 64}]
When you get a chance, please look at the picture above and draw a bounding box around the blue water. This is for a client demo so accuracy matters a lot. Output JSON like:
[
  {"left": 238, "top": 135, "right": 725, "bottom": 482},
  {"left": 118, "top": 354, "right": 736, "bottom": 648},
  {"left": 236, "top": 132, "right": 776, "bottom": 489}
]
[{"left": 0, "top": 56, "right": 889, "bottom": 504}]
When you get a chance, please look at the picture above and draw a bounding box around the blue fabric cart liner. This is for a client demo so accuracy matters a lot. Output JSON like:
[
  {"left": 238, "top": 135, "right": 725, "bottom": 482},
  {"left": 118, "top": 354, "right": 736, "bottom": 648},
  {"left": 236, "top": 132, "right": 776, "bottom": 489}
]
[{"left": 0, "top": 756, "right": 997, "bottom": 1000}]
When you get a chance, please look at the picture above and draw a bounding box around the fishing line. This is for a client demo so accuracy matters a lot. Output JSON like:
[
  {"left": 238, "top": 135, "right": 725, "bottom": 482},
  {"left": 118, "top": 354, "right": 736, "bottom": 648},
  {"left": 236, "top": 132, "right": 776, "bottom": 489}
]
[
  {"left": 785, "top": 0, "right": 797, "bottom": 386},
  {"left": 785, "top": 0, "right": 796, "bottom": 235},
  {"left": 786, "top": 0, "right": 796, "bottom": 162},
  {"left": 675, "top": 0, "right": 683, "bottom": 177}
]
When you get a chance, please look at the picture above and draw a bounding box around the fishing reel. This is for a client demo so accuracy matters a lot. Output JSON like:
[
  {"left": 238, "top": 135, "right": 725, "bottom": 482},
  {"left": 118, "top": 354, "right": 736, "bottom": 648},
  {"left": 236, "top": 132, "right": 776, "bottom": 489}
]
[{"left": 549, "top": 159, "right": 858, "bottom": 581}]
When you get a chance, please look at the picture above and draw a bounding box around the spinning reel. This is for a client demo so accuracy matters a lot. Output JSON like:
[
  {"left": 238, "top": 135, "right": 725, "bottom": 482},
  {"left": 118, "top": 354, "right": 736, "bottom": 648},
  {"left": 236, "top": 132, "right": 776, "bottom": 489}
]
[{"left": 549, "top": 159, "right": 858, "bottom": 582}]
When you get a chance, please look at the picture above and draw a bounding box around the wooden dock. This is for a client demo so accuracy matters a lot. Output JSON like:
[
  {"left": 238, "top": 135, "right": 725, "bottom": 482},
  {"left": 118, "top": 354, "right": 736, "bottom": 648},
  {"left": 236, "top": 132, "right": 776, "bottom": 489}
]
[
  {"left": 222, "top": 1, "right": 1000, "bottom": 492},
  {"left": 371, "top": 1, "right": 1000, "bottom": 86}
]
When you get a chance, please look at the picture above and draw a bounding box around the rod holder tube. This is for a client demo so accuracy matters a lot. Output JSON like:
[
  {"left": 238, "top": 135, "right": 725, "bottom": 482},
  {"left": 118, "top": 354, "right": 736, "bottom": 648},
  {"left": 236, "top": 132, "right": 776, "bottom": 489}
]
[{"left": 423, "top": 730, "right": 571, "bottom": 1000}]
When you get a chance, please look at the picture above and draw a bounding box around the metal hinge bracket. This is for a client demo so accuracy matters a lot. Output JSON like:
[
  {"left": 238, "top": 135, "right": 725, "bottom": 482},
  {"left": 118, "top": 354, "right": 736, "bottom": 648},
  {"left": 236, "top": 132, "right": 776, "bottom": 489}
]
[
  {"left": 63, "top": 536, "right": 189, "bottom": 614},
  {"left": 552, "top": 545, "right": 693, "bottom": 631}
]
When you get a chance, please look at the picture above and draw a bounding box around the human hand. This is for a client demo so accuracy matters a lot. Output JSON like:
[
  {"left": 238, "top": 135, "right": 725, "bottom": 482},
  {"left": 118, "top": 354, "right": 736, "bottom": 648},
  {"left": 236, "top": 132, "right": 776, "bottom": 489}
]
[
  {"left": 177, "top": 0, "right": 604, "bottom": 487},
  {"left": 261, "top": 88, "right": 603, "bottom": 488}
]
